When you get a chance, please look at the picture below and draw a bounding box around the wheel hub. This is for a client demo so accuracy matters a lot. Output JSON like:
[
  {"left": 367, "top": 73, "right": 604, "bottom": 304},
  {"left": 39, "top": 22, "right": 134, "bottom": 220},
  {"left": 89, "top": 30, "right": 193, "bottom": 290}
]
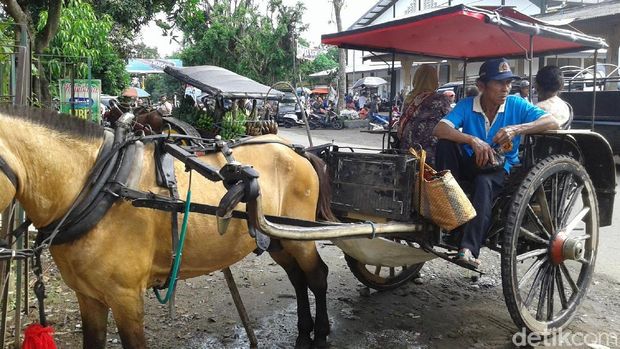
[{"left": 550, "top": 232, "right": 585, "bottom": 265}]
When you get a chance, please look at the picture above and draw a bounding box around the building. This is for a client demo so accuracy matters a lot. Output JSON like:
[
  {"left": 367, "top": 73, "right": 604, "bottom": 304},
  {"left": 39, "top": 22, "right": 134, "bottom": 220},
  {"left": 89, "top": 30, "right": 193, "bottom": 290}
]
[{"left": 318, "top": 0, "right": 620, "bottom": 96}]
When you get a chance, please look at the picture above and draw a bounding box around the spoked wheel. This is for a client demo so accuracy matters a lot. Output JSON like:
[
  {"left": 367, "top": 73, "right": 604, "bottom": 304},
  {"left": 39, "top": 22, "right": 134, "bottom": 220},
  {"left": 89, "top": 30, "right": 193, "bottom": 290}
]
[
  {"left": 162, "top": 117, "right": 202, "bottom": 145},
  {"left": 345, "top": 240, "right": 424, "bottom": 291},
  {"left": 502, "top": 155, "right": 598, "bottom": 335}
]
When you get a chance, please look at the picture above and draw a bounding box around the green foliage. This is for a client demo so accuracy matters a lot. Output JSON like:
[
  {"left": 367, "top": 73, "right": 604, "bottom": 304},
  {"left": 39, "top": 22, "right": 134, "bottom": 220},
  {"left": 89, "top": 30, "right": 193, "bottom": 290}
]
[
  {"left": 177, "top": 0, "right": 306, "bottom": 85},
  {"left": 144, "top": 73, "right": 183, "bottom": 102},
  {"left": 38, "top": 0, "right": 129, "bottom": 95},
  {"left": 299, "top": 47, "right": 339, "bottom": 81}
]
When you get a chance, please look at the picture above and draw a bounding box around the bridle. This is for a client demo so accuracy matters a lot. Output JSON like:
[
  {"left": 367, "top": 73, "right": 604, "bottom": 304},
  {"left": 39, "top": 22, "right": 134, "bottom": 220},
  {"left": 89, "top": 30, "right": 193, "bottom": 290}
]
[{"left": 0, "top": 154, "right": 18, "bottom": 192}]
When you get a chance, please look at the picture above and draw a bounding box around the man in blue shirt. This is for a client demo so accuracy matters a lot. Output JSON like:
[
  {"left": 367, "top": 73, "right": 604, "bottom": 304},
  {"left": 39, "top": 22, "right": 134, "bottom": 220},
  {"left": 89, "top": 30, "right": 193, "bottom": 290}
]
[{"left": 432, "top": 58, "right": 559, "bottom": 268}]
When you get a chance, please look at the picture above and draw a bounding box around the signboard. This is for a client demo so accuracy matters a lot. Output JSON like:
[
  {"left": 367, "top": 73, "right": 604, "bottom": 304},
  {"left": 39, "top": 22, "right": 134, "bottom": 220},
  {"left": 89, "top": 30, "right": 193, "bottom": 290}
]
[
  {"left": 59, "top": 79, "right": 102, "bottom": 122},
  {"left": 126, "top": 59, "right": 183, "bottom": 74},
  {"left": 296, "top": 44, "right": 327, "bottom": 61}
]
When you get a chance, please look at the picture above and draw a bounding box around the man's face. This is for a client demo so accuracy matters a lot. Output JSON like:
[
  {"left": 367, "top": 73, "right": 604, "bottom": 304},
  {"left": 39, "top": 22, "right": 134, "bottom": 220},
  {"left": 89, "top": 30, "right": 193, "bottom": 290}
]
[
  {"left": 478, "top": 79, "right": 512, "bottom": 105},
  {"left": 520, "top": 87, "right": 530, "bottom": 97}
]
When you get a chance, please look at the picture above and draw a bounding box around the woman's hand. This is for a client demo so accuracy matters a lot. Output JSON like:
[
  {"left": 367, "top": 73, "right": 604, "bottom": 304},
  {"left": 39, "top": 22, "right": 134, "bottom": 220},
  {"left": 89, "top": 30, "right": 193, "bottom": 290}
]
[{"left": 469, "top": 136, "right": 494, "bottom": 167}]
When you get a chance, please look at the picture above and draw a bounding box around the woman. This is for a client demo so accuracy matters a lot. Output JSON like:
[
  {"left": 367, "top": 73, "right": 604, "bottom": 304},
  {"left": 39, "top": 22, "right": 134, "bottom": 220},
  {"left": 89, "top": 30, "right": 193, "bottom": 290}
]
[
  {"left": 399, "top": 65, "right": 452, "bottom": 165},
  {"left": 535, "top": 65, "right": 571, "bottom": 128}
]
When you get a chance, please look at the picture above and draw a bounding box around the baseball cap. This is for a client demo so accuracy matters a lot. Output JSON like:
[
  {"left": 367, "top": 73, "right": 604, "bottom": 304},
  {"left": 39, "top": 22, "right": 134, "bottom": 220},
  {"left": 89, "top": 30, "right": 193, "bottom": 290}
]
[{"left": 478, "top": 58, "right": 521, "bottom": 82}]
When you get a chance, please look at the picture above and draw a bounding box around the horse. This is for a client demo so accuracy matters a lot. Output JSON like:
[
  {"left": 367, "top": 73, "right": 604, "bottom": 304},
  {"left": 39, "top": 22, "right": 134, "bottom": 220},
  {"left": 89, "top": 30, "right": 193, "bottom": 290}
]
[
  {"left": 0, "top": 106, "right": 333, "bottom": 349},
  {"left": 103, "top": 103, "right": 164, "bottom": 134}
]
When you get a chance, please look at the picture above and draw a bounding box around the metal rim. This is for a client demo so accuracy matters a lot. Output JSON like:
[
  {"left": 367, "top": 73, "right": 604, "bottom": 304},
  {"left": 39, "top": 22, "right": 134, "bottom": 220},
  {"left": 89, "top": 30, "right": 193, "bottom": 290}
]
[{"left": 502, "top": 155, "right": 598, "bottom": 334}]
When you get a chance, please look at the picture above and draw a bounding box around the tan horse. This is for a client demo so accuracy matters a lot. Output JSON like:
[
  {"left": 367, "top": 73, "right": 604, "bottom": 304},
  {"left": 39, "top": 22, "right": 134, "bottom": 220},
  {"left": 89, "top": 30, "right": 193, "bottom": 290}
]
[{"left": 0, "top": 107, "right": 331, "bottom": 349}]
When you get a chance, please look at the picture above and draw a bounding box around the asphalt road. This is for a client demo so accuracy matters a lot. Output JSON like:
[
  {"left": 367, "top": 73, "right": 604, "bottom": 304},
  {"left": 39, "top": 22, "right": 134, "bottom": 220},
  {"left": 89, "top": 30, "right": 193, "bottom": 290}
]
[{"left": 279, "top": 126, "right": 620, "bottom": 282}]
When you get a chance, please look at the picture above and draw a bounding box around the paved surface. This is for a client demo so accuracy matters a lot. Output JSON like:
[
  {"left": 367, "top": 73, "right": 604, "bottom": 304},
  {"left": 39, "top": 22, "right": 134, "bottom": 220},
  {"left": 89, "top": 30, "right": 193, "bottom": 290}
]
[{"left": 280, "top": 127, "right": 620, "bottom": 283}]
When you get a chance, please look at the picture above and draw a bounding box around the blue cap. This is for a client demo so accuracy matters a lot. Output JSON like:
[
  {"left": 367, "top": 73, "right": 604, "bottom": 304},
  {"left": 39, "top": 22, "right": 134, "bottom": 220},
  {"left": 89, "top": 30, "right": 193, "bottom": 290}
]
[{"left": 478, "top": 58, "right": 521, "bottom": 82}]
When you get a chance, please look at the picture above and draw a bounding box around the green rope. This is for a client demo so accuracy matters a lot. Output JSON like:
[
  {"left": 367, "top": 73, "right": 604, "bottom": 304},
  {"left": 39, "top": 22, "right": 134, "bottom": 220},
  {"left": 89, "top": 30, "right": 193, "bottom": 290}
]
[{"left": 154, "top": 171, "right": 192, "bottom": 304}]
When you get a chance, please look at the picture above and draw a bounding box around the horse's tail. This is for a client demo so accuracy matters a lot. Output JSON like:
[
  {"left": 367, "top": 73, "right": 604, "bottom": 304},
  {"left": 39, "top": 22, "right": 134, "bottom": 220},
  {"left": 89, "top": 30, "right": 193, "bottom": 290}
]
[{"left": 304, "top": 152, "right": 338, "bottom": 222}]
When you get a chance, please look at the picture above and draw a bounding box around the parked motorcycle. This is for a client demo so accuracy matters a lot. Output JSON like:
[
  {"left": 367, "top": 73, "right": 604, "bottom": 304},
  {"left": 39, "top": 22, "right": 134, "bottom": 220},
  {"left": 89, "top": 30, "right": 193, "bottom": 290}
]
[{"left": 308, "top": 109, "right": 344, "bottom": 130}]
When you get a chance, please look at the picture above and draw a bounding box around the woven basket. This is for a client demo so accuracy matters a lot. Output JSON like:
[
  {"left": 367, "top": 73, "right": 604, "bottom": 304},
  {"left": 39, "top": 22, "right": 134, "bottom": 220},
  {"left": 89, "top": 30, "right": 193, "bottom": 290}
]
[{"left": 410, "top": 148, "right": 476, "bottom": 231}]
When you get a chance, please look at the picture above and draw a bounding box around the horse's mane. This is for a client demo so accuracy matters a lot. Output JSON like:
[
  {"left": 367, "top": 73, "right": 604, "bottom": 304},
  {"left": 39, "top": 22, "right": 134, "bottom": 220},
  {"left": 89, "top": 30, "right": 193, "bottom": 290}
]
[{"left": 0, "top": 105, "right": 104, "bottom": 140}]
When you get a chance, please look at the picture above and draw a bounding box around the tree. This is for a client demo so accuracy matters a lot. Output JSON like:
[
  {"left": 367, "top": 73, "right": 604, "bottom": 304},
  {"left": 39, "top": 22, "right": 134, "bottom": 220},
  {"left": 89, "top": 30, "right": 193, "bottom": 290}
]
[
  {"left": 2, "top": 0, "right": 63, "bottom": 104},
  {"left": 40, "top": 0, "right": 129, "bottom": 96},
  {"left": 332, "top": 0, "right": 346, "bottom": 113},
  {"left": 176, "top": 0, "right": 307, "bottom": 85},
  {"left": 299, "top": 48, "right": 339, "bottom": 82}
]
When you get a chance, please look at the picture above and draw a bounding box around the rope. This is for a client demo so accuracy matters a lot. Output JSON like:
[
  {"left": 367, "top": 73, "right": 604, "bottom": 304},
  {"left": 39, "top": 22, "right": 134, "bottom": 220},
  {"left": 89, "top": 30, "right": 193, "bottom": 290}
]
[{"left": 154, "top": 170, "right": 193, "bottom": 304}]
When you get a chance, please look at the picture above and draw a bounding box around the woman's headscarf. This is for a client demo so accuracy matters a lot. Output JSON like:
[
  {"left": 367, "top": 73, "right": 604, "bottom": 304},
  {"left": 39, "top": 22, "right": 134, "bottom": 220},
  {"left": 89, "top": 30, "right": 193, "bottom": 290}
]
[
  {"left": 403, "top": 64, "right": 439, "bottom": 108},
  {"left": 399, "top": 65, "right": 440, "bottom": 138}
]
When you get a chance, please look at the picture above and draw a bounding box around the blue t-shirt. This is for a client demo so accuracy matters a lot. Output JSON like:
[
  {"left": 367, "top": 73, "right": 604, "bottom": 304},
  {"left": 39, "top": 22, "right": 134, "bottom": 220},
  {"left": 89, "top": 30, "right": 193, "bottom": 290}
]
[{"left": 441, "top": 95, "right": 547, "bottom": 172}]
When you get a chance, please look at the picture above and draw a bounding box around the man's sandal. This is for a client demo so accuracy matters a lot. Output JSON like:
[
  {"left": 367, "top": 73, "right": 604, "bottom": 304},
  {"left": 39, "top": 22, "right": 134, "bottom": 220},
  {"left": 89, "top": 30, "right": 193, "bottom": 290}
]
[{"left": 455, "top": 248, "right": 481, "bottom": 269}]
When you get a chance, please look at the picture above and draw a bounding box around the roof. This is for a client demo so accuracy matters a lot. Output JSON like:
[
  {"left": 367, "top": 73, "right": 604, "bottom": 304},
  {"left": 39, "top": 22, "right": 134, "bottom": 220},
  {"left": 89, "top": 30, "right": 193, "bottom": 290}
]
[
  {"left": 348, "top": 0, "right": 398, "bottom": 30},
  {"left": 164, "top": 65, "right": 284, "bottom": 100},
  {"left": 537, "top": 0, "right": 620, "bottom": 22},
  {"left": 322, "top": 5, "right": 607, "bottom": 61}
]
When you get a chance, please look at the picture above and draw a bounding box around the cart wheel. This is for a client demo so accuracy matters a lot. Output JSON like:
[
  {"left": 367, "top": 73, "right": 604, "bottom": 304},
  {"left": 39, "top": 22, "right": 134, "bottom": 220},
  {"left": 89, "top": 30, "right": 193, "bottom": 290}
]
[
  {"left": 283, "top": 119, "right": 296, "bottom": 128},
  {"left": 344, "top": 240, "right": 424, "bottom": 291},
  {"left": 332, "top": 118, "right": 344, "bottom": 130},
  {"left": 501, "top": 155, "right": 598, "bottom": 335}
]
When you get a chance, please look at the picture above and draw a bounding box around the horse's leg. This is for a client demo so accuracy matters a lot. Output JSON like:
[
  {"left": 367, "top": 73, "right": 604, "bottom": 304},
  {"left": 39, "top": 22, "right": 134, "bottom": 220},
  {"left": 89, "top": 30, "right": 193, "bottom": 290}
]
[
  {"left": 270, "top": 250, "right": 314, "bottom": 349},
  {"left": 108, "top": 291, "right": 147, "bottom": 349},
  {"left": 76, "top": 293, "right": 109, "bottom": 349},
  {"left": 280, "top": 241, "right": 330, "bottom": 349}
]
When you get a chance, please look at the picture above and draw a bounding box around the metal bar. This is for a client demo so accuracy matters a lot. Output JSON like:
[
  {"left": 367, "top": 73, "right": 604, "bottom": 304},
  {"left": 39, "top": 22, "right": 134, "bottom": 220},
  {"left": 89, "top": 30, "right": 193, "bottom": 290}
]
[
  {"left": 88, "top": 56, "right": 93, "bottom": 122},
  {"left": 462, "top": 59, "right": 468, "bottom": 100},
  {"left": 591, "top": 49, "right": 598, "bottom": 131},
  {"left": 387, "top": 51, "right": 396, "bottom": 149},
  {"left": 14, "top": 209, "right": 22, "bottom": 349},
  {"left": 248, "top": 196, "right": 425, "bottom": 240},
  {"left": 163, "top": 143, "right": 223, "bottom": 182},
  {"left": 529, "top": 35, "right": 534, "bottom": 102},
  {"left": 223, "top": 267, "right": 258, "bottom": 349}
]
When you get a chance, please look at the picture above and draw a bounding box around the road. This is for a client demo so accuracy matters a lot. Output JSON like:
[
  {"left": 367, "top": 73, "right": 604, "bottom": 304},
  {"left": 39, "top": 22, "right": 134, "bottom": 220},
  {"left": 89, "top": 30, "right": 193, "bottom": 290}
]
[{"left": 279, "top": 126, "right": 620, "bottom": 283}]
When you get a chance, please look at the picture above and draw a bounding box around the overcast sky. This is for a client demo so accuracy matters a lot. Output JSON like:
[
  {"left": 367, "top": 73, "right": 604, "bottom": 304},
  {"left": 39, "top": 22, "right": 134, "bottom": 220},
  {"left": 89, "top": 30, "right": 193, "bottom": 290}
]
[{"left": 139, "top": 0, "right": 378, "bottom": 58}]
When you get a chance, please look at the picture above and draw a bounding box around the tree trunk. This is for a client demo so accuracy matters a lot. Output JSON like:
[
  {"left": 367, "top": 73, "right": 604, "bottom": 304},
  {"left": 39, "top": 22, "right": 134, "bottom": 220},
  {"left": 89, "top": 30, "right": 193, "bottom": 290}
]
[{"left": 332, "top": 0, "right": 346, "bottom": 113}]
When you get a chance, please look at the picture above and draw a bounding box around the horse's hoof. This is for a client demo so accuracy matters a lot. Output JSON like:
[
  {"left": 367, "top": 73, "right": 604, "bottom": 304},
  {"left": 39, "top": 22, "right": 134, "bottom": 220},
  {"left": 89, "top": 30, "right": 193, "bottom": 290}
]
[
  {"left": 312, "top": 336, "right": 329, "bottom": 349},
  {"left": 295, "top": 335, "right": 313, "bottom": 349}
]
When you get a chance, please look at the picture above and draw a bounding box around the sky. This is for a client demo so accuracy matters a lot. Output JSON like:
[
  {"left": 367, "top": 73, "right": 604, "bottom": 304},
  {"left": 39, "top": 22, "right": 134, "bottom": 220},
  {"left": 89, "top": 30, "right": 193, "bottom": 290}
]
[{"left": 139, "top": 0, "right": 378, "bottom": 58}]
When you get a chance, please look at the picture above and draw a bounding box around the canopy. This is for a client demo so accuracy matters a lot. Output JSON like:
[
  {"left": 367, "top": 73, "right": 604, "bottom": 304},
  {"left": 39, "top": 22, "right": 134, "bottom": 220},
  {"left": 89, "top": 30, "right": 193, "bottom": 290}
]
[
  {"left": 164, "top": 65, "right": 284, "bottom": 99},
  {"left": 352, "top": 77, "right": 388, "bottom": 89},
  {"left": 321, "top": 5, "right": 607, "bottom": 61},
  {"left": 122, "top": 87, "right": 150, "bottom": 98},
  {"left": 311, "top": 87, "right": 329, "bottom": 94}
]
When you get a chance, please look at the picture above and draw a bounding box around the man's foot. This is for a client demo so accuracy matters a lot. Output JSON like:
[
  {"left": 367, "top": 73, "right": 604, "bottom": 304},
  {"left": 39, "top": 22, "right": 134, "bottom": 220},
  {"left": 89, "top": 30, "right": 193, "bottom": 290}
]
[{"left": 455, "top": 248, "right": 481, "bottom": 269}]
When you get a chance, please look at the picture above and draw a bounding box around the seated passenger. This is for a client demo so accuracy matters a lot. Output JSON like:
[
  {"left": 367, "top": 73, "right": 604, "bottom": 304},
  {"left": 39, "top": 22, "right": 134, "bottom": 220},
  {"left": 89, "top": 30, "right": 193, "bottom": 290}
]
[
  {"left": 535, "top": 65, "right": 572, "bottom": 128},
  {"left": 399, "top": 64, "right": 452, "bottom": 165},
  {"left": 433, "top": 58, "right": 560, "bottom": 268}
]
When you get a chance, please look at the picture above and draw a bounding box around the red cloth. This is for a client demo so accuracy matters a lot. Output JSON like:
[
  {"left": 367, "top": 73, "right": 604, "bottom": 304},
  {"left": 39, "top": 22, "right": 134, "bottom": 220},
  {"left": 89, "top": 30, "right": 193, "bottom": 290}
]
[{"left": 22, "top": 324, "right": 57, "bottom": 349}]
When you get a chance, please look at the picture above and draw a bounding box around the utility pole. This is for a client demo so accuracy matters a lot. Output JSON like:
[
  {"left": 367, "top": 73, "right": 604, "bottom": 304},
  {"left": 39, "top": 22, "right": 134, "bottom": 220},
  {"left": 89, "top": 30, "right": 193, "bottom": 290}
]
[{"left": 332, "top": 0, "right": 346, "bottom": 113}]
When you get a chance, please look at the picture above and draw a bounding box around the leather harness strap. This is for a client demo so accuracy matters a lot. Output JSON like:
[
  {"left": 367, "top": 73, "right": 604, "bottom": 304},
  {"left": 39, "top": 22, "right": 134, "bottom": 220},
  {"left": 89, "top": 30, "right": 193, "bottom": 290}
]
[{"left": 0, "top": 154, "right": 18, "bottom": 190}]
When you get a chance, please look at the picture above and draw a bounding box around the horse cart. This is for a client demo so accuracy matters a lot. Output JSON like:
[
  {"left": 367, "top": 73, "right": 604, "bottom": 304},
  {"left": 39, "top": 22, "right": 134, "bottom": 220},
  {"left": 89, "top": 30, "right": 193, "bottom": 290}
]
[{"left": 0, "top": 5, "right": 615, "bottom": 349}]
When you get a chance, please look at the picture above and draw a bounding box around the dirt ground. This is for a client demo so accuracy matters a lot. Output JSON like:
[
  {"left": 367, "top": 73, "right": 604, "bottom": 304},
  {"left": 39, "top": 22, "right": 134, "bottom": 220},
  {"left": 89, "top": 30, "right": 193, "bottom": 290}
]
[{"left": 10, "top": 241, "right": 620, "bottom": 349}]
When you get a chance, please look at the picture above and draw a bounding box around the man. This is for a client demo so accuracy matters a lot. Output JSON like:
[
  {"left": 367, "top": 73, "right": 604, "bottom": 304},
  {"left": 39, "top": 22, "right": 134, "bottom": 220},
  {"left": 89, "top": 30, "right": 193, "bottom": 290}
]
[
  {"left": 158, "top": 96, "right": 173, "bottom": 116},
  {"left": 514, "top": 79, "right": 530, "bottom": 99},
  {"left": 535, "top": 65, "right": 571, "bottom": 128},
  {"left": 432, "top": 58, "right": 559, "bottom": 268}
]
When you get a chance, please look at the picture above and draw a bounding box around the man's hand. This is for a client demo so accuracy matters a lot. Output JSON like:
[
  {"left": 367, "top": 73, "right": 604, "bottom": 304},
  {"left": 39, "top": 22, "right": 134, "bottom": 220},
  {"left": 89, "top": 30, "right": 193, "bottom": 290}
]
[
  {"left": 493, "top": 125, "right": 519, "bottom": 148},
  {"left": 469, "top": 136, "right": 494, "bottom": 167}
]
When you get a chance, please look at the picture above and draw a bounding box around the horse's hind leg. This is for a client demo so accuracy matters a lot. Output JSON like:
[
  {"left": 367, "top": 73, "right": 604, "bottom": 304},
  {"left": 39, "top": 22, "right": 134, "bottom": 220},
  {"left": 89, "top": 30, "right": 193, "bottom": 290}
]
[
  {"left": 270, "top": 250, "right": 314, "bottom": 349},
  {"left": 76, "top": 293, "right": 109, "bottom": 349},
  {"left": 108, "top": 291, "right": 147, "bottom": 349},
  {"left": 278, "top": 241, "right": 330, "bottom": 348}
]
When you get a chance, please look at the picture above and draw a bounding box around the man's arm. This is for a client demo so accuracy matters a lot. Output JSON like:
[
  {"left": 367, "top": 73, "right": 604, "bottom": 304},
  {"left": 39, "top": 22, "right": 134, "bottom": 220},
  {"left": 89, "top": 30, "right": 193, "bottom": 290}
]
[
  {"left": 433, "top": 121, "right": 494, "bottom": 167},
  {"left": 493, "top": 115, "right": 559, "bottom": 146}
]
